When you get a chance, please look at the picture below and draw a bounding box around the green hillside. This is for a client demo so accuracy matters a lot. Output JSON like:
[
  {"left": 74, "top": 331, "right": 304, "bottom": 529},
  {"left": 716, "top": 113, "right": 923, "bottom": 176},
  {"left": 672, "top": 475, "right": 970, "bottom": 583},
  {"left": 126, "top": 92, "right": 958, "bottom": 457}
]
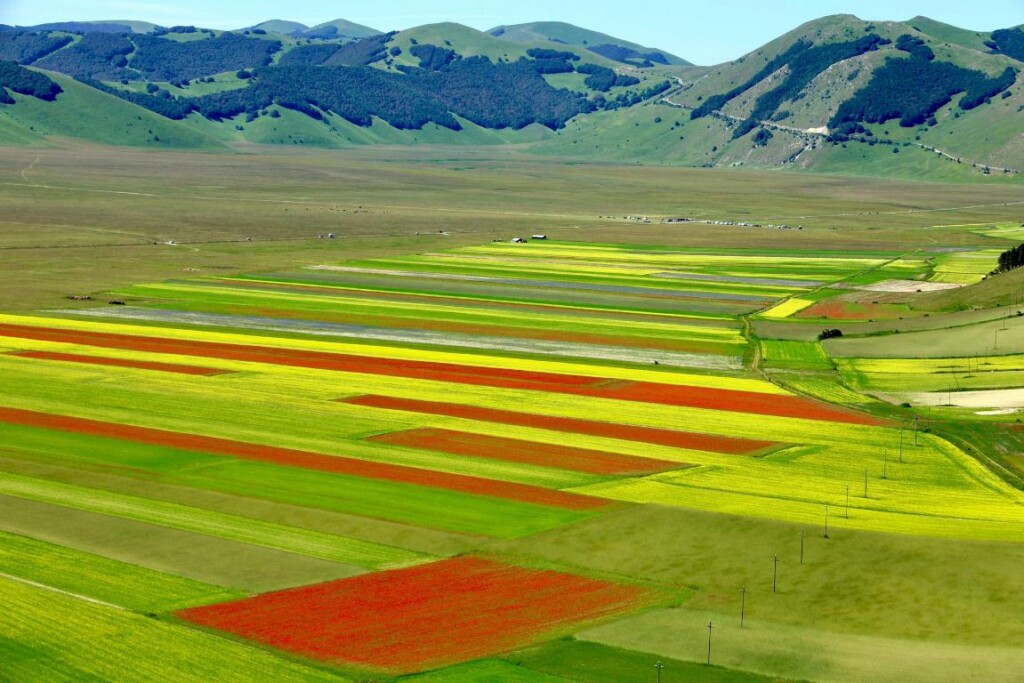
[
  {"left": 305, "top": 18, "right": 382, "bottom": 40},
  {"left": 906, "top": 16, "right": 993, "bottom": 52},
  {"left": 387, "top": 23, "right": 562, "bottom": 68},
  {"left": 0, "top": 70, "right": 221, "bottom": 148},
  {"left": 244, "top": 20, "right": 309, "bottom": 35},
  {"left": 489, "top": 21, "right": 690, "bottom": 65}
]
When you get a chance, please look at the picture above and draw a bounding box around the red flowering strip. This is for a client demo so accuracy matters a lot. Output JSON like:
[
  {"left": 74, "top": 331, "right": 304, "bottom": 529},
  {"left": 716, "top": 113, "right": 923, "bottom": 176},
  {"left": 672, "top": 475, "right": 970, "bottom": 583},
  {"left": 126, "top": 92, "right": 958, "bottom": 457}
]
[
  {"left": 0, "top": 406, "right": 608, "bottom": 511},
  {"left": 344, "top": 396, "right": 774, "bottom": 455},
  {"left": 176, "top": 556, "right": 656, "bottom": 673},
  {"left": 0, "top": 322, "right": 882, "bottom": 425},
  {"left": 370, "top": 428, "right": 683, "bottom": 475},
  {"left": 0, "top": 323, "right": 598, "bottom": 393},
  {"left": 8, "top": 350, "right": 228, "bottom": 376}
]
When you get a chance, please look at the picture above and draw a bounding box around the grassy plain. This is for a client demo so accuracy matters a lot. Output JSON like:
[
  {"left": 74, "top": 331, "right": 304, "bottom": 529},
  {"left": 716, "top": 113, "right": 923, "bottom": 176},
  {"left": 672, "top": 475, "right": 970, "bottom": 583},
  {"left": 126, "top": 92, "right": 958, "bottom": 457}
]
[{"left": 3, "top": 143, "right": 1022, "bottom": 313}]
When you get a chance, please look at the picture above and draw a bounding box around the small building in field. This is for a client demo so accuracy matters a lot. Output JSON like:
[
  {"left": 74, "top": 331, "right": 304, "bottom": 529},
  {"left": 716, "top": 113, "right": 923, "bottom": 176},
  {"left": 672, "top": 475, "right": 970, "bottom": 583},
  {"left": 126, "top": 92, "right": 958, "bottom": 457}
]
[{"left": 531, "top": 235, "right": 548, "bottom": 240}]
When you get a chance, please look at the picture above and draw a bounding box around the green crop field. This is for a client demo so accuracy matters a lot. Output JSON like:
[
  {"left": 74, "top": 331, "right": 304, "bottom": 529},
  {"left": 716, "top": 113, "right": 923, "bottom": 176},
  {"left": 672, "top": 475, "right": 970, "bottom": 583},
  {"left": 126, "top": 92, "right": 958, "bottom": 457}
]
[{"left": 3, "top": 141, "right": 1024, "bottom": 682}]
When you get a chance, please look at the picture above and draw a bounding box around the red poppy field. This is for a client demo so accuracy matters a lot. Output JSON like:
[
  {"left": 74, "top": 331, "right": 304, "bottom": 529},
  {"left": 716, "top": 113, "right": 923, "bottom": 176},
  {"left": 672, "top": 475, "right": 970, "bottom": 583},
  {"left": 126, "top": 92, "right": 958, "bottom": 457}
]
[{"left": 176, "top": 555, "right": 657, "bottom": 673}]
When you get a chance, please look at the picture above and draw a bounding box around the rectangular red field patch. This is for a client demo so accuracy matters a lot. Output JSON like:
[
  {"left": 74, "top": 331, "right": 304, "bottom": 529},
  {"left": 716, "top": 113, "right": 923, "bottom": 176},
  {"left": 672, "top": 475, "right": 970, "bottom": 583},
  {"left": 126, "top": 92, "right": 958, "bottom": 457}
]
[
  {"left": 176, "top": 556, "right": 656, "bottom": 673},
  {"left": 8, "top": 350, "right": 229, "bottom": 376},
  {"left": 343, "top": 395, "right": 776, "bottom": 455},
  {"left": 369, "top": 428, "right": 683, "bottom": 475}
]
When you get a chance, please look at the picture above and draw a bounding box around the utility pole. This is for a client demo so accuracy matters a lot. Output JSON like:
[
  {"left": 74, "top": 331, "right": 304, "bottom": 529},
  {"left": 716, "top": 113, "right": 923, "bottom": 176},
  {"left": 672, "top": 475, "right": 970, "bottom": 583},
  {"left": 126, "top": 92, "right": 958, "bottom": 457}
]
[
  {"left": 800, "top": 529, "right": 805, "bottom": 565},
  {"left": 655, "top": 661, "right": 664, "bottom": 683},
  {"left": 772, "top": 555, "right": 779, "bottom": 593},
  {"left": 864, "top": 469, "right": 869, "bottom": 498},
  {"left": 706, "top": 621, "right": 714, "bottom": 666},
  {"left": 824, "top": 504, "right": 830, "bottom": 539},
  {"left": 899, "top": 424, "right": 904, "bottom": 464},
  {"left": 883, "top": 450, "right": 888, "bottom": 479},
  {"left": 740, "top": 586, "right": 747, "bottom": 627}
]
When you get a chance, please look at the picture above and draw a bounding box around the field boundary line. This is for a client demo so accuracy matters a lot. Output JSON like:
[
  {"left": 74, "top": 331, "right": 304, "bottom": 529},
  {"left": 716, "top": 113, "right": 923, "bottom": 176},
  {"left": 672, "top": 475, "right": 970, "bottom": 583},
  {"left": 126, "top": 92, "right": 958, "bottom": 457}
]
[{"left": 0, "top": 571, "right": 127, "bottom": 611}]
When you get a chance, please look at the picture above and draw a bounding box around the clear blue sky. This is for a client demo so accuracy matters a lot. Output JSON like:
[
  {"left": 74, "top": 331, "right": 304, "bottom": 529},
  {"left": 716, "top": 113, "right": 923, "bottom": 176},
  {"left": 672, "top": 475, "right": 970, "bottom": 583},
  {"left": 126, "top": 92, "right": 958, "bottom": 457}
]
[{"left": 2, "top": 0, "right": 1022, "bottom": 64}]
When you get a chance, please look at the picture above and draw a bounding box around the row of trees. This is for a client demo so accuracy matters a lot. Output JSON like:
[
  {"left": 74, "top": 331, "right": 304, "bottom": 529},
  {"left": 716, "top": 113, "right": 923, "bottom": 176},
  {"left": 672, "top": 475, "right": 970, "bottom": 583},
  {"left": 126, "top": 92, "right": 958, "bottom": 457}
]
[{"left": 996, "top": 244, "right": 1024, "bottom": 274}]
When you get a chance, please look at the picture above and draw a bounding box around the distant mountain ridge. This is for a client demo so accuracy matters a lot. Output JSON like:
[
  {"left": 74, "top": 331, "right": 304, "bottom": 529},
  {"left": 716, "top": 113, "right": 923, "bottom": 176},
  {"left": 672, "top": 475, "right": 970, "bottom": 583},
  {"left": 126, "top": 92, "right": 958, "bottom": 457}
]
[{"left": 1, "top": 14, "right": 1022, "bottom": 181}]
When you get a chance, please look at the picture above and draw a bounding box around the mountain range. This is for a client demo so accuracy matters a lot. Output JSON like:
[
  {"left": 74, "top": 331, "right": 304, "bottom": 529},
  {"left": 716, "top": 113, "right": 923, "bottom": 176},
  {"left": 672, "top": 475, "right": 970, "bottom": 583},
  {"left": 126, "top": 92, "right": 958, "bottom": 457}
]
[{"left": 0, "top": 14, "right": 1022, "bottom": 180}]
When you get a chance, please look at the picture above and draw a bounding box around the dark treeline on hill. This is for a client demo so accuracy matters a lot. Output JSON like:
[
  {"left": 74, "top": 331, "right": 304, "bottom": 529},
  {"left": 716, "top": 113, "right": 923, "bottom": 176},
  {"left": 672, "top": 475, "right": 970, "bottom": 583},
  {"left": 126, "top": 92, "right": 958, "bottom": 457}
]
[
  {"left": 276, "top": 35, "right": 394, "bottom": 68},
  {"left": 79, "top": 77, "right": 194, "bottom": 118},
  {"left": 987, "top": 28, "right": 1024, "bottom": 63},
  {"left": 832, "top": 35, "right": 1017, "bottom": 128},
  {"left": 97, "top": 55, "right": 594, "bottom": 131},
  {"left": 576, "top": 64, "right": 640, "bottom": 92},
  {"left": 0, "top": 61, "right": 62, "bottom": 105},
  {"left": 996, "top": 244, "right": 1024, "bottom": 274},
  {"left": 19, "top": 31, "right": 281, "bottom": 82},
  {"left": 130, "top": 33, "right": 280, "bottom": 81},
  {"left": 322, "top": 33, "right": 395, "bottom": 67},
  {"left": 895, "top": 34, "right": 935, "bottom": 61},
  {"left": 277, "top": 44, "right": 339, "bottom": 67},
  {"left": 588, "top": 44, "right": 668, "bottom": 67},
  {"left": 0, "top": 32, "right": 73, "bottom": 64},
  {"left": 525, "top": 48, "right": 578, "bottom": 74},
  {"left": 730, "top": 34, "right": 889, "bottom": 138},
  {"left": 410, "top": 44, "right": 459, "bottom": 71},
  {"left": 691, "top": 40, "right": 814, "bottom": 121},
  {"left": 413, "top": 57, "right": 590, "bottom": 128},
  {"left": 692, "top": 34, "right": 889, "bottom": 138},
  {"left": 35, "top": 32, "right": 133, "bottom": 80},
  {"left": 595, "top": 79, "right": 671, "bottom": 110},
  {"left": 74, "top": 31, "right": 669, "bottom": 132}
]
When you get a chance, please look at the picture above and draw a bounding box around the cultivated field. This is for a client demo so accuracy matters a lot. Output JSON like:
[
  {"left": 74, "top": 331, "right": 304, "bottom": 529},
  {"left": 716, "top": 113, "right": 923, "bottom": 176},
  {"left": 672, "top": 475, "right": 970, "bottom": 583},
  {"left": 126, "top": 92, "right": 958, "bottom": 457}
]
[{"left": 2, "top": 144, "right": 1024, "bottom": 682}]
